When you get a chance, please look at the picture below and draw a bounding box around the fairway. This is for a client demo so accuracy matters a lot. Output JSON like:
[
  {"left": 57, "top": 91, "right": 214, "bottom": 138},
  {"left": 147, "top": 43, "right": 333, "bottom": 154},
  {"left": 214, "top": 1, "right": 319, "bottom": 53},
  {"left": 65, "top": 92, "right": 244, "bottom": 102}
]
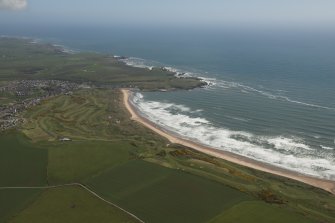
[
  {"left": 21, "top": 89, "right": 165, "bottom": 144},
  {"left": 22, "top": 90, "right": 115, "bottom": 142},
  {"left": 14, "top": 87, "right": 335, "bottom": 223},
  {"left": 1, "top": 38, "right": 335, "bottom": 223}
]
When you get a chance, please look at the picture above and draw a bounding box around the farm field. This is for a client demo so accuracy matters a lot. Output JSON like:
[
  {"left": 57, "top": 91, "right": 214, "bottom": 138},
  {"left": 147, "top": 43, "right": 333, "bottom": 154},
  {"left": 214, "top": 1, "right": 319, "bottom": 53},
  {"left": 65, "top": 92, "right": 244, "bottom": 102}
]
[
  {"left": 47, "top": 140, "right": 131, "bottom": 184},
  {"left": 0, "top": 133, "right": 47, "bottom": 187},
  {"left": 87, "top": 160, "right": 253, "bottom": 223},
  {"left": 7, "top": 186, "right": 141, "bottom": 223},
  {"left": 1, "top": 39, "right": 335, "bottom": 223},
  {"left": 1, "top": 89, "right": 333, "bottom": 223},
  {"left": 0, "top": 189, "right": 42, "bottom": 223}
]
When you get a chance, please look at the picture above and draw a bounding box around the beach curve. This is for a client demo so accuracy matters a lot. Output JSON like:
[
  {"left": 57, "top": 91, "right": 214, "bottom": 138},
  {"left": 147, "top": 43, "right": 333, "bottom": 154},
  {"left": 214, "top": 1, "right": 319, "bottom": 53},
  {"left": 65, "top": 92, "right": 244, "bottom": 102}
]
[{"left": 121, "top": 89, "right": 335, "bottom": 195}]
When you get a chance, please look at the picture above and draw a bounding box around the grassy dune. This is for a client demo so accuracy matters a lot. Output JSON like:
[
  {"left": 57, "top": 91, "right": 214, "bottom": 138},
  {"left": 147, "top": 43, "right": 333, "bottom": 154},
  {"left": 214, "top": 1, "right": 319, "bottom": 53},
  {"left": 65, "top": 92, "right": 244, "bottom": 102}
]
[
  {"left": 14, "top": 89, "right": 335, "bottom": 223},
  {"left": 208, "top": 201, "right": 315, "bottom": 223},
  {"left": 1, "top": 39, "right": 335, "bottom": 222}
]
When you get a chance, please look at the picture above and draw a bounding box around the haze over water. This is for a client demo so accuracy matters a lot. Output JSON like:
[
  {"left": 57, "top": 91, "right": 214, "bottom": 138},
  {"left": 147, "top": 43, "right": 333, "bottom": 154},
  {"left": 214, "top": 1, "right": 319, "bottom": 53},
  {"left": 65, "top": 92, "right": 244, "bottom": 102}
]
[{"left": 2, "top": 25, "right": 335, "bottom": 180}]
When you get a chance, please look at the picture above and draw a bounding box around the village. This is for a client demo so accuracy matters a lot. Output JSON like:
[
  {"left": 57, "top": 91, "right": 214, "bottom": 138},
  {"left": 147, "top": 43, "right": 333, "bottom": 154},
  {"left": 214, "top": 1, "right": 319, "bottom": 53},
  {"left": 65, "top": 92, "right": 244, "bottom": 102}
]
[{"left": 0, "top": 80, "right": 80, "bottom": 131}]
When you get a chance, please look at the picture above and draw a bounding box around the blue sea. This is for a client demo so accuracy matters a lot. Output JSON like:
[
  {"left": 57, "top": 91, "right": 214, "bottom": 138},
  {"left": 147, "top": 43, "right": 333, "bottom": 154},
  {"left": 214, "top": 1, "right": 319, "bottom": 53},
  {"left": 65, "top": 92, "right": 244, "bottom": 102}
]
[{"left": 2, "top": 25, "right": 335, "bottom": 180}]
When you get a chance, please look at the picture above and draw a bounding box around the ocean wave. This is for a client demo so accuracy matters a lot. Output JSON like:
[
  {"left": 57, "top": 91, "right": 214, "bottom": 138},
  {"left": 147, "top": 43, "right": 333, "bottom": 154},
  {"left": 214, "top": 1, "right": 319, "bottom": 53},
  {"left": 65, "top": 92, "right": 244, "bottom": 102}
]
[
  {"left": 214, "top": 80, "right": 335, "bottom": 111},
  {"left": 51, "top": 44, "right": 77, "bottom": 54},
  {"left": 132, "top": 93, "right": 335, "bottom": 180},
  {"left": 224, "top": 115, "right": 250, "bottom": 122},
  {"left": 267, "top": 137, "right": 313, "bottom": 152},
  {"left": 119, "top": 57, "right": 217, "bottom": 87},
  {"left": 121, "top": 56, "right": 334, "bottom": 111},
  {"left": 120, "top": 57, "right": 162, "bottom": 71},
  {"left": 321, "top": 145, "right": 334, "bottom": 150}
]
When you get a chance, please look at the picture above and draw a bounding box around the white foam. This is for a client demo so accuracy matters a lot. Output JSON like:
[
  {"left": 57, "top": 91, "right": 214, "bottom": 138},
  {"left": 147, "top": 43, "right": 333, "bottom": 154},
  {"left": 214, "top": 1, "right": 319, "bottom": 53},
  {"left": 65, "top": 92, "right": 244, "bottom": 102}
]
[
  {"left": 197, "top": 77, "right": 217, "bottom": 87},
  {"left": 267, "top": 137, "right": 313, "bottom": 151},
  {"left": 225, "top": 115, "right": 250, "bottom": 122},
  {"left": 321, "top": 145, "right": 334, "bottom": 150},
  {"left": 132, "top": 93, "right": 335, "bottom": 180},
  {"left": 162, "top": 67, "right": 216, "bottom": 86},
  {"left": 214, "top": 80, "right": 335, "bottom": 111},
  {"left": 120, "top": 57, "right": 216, "bottom": 87},
  {"left": 121, "top": 57, "right": 160, "bottom": 71},
  {"left": 121, "top": 56, "right": 334, "bottom": 110},
  {"left": 51, "top": 44, "right": 76, "bottom": 54},
  {"left": 164, "top": 66, "right": 182, "bottom": 75}
]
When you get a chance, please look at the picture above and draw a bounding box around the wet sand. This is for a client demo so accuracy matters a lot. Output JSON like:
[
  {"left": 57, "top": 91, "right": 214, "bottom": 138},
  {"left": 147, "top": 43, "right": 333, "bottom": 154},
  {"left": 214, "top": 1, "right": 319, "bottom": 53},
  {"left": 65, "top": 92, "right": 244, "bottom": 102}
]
[{"left": 121, "top": 89, "right": 335, "bottom": 195}]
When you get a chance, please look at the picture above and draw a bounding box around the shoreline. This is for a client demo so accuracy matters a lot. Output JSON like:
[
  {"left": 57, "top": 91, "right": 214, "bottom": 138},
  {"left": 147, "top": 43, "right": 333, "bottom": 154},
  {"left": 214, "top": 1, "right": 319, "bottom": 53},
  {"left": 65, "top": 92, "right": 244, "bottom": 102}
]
[{"left": 121, "top": 89, "right": 335, "bottom": 195}]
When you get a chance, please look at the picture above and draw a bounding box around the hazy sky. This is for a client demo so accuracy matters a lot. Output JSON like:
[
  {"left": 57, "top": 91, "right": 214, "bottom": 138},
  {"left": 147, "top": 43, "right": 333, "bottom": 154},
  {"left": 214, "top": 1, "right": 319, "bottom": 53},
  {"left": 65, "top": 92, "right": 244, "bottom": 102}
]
[{"left": 1, "top": 0, "right": 335, "bottom": 28}]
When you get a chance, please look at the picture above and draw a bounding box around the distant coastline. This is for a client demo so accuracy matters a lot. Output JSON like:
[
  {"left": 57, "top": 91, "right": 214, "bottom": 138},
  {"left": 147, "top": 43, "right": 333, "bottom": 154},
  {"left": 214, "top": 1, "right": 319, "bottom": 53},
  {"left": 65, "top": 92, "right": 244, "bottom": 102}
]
[{"left": 121, "top": 88, "right": 335, "bottom": 195}]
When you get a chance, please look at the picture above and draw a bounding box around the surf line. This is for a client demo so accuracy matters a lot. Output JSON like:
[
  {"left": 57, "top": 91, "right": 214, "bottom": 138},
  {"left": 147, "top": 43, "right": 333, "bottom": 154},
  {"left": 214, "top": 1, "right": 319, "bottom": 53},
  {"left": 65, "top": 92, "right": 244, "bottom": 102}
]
[{"left": 121, "top": 88, "right": 335, "bottom": 195}]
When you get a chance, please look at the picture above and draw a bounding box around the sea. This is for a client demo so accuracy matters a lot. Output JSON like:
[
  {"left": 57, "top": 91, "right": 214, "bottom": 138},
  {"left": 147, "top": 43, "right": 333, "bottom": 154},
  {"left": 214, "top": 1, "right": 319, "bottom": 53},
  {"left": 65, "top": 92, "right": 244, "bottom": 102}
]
[{"left": 2, "top": 25, "right": 335, "bottom": 180}]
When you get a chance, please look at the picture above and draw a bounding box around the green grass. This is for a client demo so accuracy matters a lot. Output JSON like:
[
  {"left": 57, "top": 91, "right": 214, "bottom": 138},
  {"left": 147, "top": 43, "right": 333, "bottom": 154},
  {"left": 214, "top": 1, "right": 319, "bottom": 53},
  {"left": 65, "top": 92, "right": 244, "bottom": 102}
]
[
  {"left": 1, "top": 75, "right": 335, "bottom": 223},
  {"left": 21, "top": 90, "right": 110, "bottom": 141},
  {"left": 0, "top": 38, "right": 204, "bottom": 90},
  {"left": 8, "top": 186, "right": 141, "bottom": 223},
  {"left": 18, "top": 88, "right": 335, "bottom": 223},
  {"left": 87, "top": 160, "right": 252, "bottom": 223},
  {"left": 21, "top": 89, "right": 167, "bottom": 144},
  {"left": 0, "top": 132, "right": 47, "bottom": 187},
  {"left": 208, "top": 201, "right": 315, "bottom": 223},
  {"left": 47, "top": 141, "right": 133, "bottom": 184},
  {"left": 0, "top": 189, "right": 42, "bottom": 223},
  {"left": 154, "top": 145, "right": 335, "bottom": 222}
]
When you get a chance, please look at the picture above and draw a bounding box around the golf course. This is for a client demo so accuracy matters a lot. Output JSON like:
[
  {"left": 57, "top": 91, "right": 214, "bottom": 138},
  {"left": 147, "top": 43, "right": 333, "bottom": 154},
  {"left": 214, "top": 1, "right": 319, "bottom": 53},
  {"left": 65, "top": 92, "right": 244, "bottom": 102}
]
[{"left": 1, "top": 38, "right": 335, "bottom": 223}]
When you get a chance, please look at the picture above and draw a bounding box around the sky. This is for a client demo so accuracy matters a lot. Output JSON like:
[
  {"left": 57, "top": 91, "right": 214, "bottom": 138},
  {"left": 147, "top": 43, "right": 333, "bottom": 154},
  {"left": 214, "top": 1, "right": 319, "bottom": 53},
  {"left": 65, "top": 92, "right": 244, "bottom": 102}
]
[{"left": 1, "top": 0, "right": 335, "bottom": 29}]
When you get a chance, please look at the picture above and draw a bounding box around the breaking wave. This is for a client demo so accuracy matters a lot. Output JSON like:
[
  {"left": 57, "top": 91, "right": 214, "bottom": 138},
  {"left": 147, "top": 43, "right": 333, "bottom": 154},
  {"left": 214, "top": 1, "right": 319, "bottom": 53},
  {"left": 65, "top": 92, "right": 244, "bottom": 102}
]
[
  {"left": 131, "top": 92, "right": 335, "bottom": 180},
  {"left": 119, "top": 57, "right": 216, "bottom": 87},
  {"left": 213, "top": 80, "right": 335, "bottom": 111},
  {"left": 121, "top": 56, "right": 335, "bottom": 111},
  {"left": 120, "top": 57, "right": 158, "bottom": 70},
  {"left": 321, "top": 145, "right": 335, "bottom": 150}
]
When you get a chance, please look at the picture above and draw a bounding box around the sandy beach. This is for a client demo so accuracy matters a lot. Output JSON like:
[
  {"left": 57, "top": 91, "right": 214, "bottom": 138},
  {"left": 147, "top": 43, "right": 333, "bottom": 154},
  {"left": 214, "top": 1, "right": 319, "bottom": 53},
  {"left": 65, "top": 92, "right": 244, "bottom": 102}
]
[{"left": 121, "top": 89, "right": 335, "bottom": 195}]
